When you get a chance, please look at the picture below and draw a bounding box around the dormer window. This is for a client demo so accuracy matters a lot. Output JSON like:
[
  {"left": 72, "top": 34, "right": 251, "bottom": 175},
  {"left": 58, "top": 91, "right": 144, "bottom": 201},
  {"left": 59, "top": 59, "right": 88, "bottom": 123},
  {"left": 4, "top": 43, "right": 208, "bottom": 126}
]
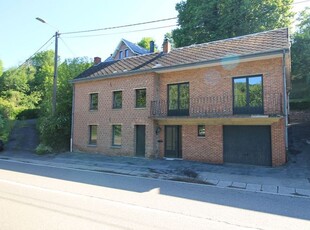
[
  {"left": 125, "top": 49, "right": 129, "bottom": 57},
  {"left": 119, "top": 51, "right": 123, "bottom": 59}
]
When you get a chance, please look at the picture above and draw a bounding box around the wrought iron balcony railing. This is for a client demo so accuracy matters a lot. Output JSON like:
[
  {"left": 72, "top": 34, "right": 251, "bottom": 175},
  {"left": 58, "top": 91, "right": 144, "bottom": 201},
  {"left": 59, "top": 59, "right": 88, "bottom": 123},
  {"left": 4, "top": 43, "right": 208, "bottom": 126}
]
[{"left": 150, "top": 93, "right": 282, "bottom": 118}]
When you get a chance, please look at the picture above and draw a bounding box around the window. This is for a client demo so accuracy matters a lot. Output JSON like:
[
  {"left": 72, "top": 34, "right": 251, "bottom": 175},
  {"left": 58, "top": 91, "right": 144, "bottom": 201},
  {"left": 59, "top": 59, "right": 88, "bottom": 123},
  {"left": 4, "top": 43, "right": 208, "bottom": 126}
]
[
  {"left": 135, "top": 89, "right": 146, "bottom": 108},
  {"left": 198, "top": 125, "right": 205, "bottom": 137},
  {"left": 125, "top": 49, "right": 129, "bottom": 57},
  {"left": 90, "top": 93, "right": 98, "bottom": 110},
  {"left": 112, "top": 125, "right": 122, "bottom": 146},
  {"left": 113, "top": 91, "right": 122, "bottom": 109},
  {"left": 168, "top": 82, "right": 189, "bottom": 116},
  {"left": 233, "top": 75, "right": 263, "bottom": 114},
  {"left": 119, "top": 51, "right": 123, "bottom": 59},
  {"left": 89, "top": 125, "right": 97, "bottom": 145}
]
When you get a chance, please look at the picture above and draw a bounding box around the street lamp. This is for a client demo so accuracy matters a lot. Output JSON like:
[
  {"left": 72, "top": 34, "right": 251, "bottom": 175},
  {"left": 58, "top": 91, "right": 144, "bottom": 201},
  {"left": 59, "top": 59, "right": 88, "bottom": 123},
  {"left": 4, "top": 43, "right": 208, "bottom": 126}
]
[{"left": 36, "top": 17, "right": 59, "bottom": 115}]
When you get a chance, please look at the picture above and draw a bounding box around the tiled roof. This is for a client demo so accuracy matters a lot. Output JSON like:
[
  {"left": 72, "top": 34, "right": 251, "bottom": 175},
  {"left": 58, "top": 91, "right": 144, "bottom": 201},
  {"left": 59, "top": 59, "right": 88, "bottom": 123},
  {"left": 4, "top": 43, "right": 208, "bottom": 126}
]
[
  {"left": 122, "top": 39, "right": 149, "bottom": 55},
  {"left": 75, "top": 28, "right": 289, "bottom": 80}
]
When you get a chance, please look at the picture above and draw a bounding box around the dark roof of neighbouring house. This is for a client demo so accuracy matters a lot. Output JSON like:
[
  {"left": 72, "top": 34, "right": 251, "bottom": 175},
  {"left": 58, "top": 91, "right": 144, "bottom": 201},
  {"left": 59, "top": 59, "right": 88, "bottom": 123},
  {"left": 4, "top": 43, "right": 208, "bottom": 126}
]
[
  {"left": 122, "top": 39, "right": 149, "bottom": 55},
  {"left": 74, "top": 28, "right": 289, "bottom": 81}
]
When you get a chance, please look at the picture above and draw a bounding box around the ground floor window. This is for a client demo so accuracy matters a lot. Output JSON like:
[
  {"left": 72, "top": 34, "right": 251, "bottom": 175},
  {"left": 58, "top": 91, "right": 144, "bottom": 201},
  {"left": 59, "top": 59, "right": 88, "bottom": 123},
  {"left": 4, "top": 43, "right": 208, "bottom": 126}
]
[
  {"left": 89, "top": 125, "right": 97, "bottom": 145},
  {"left": 198, "top": 125, "right": 205, "bottom": 137},
  {"left": 112, "top": 125, "right": 122, "bottom": 146}
]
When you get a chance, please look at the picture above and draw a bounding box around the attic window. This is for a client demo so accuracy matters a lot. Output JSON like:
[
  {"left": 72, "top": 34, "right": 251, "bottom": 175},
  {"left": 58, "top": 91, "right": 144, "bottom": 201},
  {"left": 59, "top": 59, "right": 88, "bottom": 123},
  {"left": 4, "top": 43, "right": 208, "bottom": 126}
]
[
  {"left": 125, "top": 49, "right": 129, "bottom": 57},
  {"left": 119, "top": 51, "right": 123, "bottom": 59}
]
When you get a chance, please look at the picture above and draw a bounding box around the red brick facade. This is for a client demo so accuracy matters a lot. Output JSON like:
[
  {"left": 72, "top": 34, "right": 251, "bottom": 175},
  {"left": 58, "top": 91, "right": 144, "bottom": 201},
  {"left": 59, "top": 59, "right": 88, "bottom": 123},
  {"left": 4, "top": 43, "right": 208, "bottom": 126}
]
[{"left": 73, "top": 56, "right": 288, "bottom": 166}]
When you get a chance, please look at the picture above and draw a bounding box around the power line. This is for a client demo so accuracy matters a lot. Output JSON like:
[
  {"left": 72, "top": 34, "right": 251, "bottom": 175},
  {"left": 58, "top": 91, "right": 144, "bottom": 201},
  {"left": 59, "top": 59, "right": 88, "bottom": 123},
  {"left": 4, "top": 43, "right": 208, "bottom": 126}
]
[
  {"left": 7, "top": 35, "right": 54, "bottom": 76},
  {"left": 62, "top": 24, "right": 177, "bottom": 39},
  {"left": 61, "top": 17, "right": 177, "bottom": 35},
  {"left": 59, "top": 37, "right": 77, "bottom": 56}
]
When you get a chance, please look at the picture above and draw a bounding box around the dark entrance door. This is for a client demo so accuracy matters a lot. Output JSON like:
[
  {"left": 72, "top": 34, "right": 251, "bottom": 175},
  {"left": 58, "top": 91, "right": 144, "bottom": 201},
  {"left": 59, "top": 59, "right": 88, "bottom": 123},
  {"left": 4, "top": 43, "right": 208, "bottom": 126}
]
[
  {"left": 165, "top": 126, "right": 182, "bottom": 158},
  {"left": 135, "top": 125, "right": 145, "bottom": 157},
  {"left": 223, "top": 125, "right": 272, "bottom": 166}
]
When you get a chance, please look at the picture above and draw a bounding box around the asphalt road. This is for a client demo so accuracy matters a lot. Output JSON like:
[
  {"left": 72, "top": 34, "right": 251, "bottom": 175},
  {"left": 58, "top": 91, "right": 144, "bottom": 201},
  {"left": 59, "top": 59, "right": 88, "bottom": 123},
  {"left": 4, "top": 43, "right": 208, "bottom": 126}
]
[{"left": 0, "top": 159, "right": 309, "bottom": 230}]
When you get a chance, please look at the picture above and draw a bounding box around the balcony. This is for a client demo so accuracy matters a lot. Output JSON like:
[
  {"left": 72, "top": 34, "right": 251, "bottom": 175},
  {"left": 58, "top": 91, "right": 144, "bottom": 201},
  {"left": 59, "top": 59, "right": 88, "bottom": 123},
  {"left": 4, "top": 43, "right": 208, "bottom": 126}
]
[{"left": 150, "top": 93, "right": 283, "bottom": 118}]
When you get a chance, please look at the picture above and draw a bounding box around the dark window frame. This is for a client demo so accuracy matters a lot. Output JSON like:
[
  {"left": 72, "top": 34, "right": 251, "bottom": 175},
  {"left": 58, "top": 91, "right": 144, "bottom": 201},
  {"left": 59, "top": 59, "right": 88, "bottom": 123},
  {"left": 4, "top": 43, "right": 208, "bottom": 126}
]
[
  {"left": 125, "top": 49, "right": 129, "bottom": 57},
  {"left": 232, "top": 75, "right": 264, "bottom": 115},
  {"left": 198, "top": 125, "right": 206, "bottom": 137},
  {"left": 135, "top": 88, "right": 146, "bottom": 108},
  {"left": 167, "top": 82, "right": 190, "bottom": 116},
  {"left": 113, "top": 91, "right": 122, "bottom": 109},
  {"left": 90, "top": 93, "right": 98, "bottom": 111},
  {"left": 89, "top": 125, "right": 98, "bottom": 145},
  {"left": 119, "top": 51, "right": 123, "bottom": 59},
  {"left": 112, "top": 125, "right": 122, "bottom": 147}
]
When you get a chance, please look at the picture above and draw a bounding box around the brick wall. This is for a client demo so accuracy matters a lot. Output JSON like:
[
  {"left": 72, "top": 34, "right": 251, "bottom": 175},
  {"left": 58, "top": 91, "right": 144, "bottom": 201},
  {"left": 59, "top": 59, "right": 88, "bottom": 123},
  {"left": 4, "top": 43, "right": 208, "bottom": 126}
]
[
  {"left": 271, "top": 118, "right": 286, "bottom": 166},
  {"left": 182, "top": 125, "right": 223, "bottom": 163},
  {"left": 73, "top": 73, "right": 157, "bottom": 157}
]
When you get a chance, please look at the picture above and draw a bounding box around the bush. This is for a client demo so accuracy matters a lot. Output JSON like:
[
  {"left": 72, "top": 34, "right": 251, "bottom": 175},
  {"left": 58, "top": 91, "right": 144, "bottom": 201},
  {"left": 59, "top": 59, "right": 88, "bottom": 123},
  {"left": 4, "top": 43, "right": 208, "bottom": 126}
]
[
  {"left": 35, "top": 144, "right": 53, "bottom": 155},
  {"left": 37, "top": 113, "right": 71, "bottom": 152},
  {"left": 290, "top": 100, "right": 310, "bottom": 111},
  {"left": 16, "top": 109, "right": 40, "bottom": 120}
]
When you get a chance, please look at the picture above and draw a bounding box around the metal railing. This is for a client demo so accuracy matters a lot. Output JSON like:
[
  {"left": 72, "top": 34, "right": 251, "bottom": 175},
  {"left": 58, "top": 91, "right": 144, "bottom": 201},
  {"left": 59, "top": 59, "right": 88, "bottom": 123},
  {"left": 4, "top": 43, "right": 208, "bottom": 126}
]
[{"left": 150, "top": 93, "right": 282, "bottom": 118}]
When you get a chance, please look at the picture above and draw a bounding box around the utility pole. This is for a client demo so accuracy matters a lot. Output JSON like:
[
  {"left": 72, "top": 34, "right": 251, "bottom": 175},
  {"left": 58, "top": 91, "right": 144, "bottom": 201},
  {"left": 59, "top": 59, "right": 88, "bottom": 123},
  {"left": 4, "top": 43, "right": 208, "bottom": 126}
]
[
  {"left": 52, "top": 31, "right": 59, "bottom": 115},
  {"left": 36, "top": 17, "right": 59, "bottom": 115}
]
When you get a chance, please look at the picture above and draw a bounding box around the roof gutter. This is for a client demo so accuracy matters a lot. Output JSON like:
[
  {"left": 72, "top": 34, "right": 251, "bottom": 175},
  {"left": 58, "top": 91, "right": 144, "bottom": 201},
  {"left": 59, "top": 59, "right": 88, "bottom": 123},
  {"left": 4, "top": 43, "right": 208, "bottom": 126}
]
[{"left": 70, "top": 48, "right": 290, "bottom": 84}]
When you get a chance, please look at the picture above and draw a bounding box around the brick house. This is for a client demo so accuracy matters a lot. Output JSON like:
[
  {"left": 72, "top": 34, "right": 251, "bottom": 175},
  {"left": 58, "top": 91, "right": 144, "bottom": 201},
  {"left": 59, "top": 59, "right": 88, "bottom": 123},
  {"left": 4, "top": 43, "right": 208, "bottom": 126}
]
[{"left": 71, "top": 28, "right": 291, "bottom": 167}]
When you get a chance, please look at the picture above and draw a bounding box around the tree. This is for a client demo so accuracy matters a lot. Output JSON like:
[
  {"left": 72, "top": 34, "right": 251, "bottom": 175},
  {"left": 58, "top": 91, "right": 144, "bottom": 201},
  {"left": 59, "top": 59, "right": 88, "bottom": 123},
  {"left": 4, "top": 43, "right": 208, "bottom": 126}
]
[
  {"left": 137, "top": 37, "right": 157, "bottom": 51},
  {"left": 37, "top": 57, "right": 92, "bottom": 151},
  {"left": 291, "top": 7, "right": 310, "bottom": 99},
  {"left": 0, "top": 59, "right": 3, "bottom": 76},
  {"left": 172, "top": 0, "right": 294, "bottom": 47}
]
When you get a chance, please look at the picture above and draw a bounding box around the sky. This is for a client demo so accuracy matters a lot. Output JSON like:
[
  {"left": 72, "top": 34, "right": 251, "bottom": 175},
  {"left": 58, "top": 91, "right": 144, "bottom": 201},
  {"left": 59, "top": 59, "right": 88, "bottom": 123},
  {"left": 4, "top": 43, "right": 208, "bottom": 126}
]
[{"left": 0, "top": 0, "right": 309, "bottom": 70}]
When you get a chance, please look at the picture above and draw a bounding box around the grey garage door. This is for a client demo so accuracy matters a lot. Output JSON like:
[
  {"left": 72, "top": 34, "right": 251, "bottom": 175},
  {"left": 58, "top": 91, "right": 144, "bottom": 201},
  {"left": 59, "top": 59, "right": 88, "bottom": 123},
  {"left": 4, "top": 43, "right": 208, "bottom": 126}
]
[{"left": 223, "top": 126, "right": 271, "bottom": 166}]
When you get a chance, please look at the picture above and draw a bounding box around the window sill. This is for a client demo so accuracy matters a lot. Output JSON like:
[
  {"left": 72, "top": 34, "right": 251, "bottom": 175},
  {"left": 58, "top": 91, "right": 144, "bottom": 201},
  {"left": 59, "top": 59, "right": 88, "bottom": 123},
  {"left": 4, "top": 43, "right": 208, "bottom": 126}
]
[
  {"left": 89, "top": 109, "right": 98, "bottom": 112},
  {"left": 112, "top": 108, "right": 122, "bottom": 110},
  {"left": 111, "top": 145, "right": 122, "bottom": 149},
  {"left": 134, "top": 107, "right": 146, "bottom": 110},
  {"left": 87, "top": 144, "right": 97, "bottom": 147}
]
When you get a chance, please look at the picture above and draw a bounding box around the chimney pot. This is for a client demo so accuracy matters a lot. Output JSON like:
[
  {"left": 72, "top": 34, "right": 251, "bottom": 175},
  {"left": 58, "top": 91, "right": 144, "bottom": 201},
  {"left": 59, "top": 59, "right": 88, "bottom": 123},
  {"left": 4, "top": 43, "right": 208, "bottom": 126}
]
[
  {"left": 163, "top": 39, "right": 171, "bottom": 53},
  {"left": 150, "top": 40, "right": 155, "bottom": 53},
  {"left": 94, "top": 57, "right": 101, "bottom": 65}
]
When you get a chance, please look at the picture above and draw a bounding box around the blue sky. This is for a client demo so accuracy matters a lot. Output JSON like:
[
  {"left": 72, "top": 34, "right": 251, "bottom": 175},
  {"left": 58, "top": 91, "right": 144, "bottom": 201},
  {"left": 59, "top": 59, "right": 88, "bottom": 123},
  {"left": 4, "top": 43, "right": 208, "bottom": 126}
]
[{"left": 0, "top": 0, "right": 309, "bottom": 70}]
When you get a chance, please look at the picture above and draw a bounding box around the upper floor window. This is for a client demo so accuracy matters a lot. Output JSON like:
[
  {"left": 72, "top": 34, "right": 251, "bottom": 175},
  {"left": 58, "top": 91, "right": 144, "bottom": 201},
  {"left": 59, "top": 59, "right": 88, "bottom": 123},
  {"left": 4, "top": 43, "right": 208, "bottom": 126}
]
[
  {"left": 113, "top": 91, "right": 122, "bottom": 109},
  {"left": 233, "top": 75, "right": 263, "bottom": 114},
  {"left": 90, "top": 93, "right": 98, "bottom": 110},
  {"left": 125, "top": 49, "right": 129, "bottom": 57},
  {"left": 168, "top": 82, "right": 189, "bottom": 116},
  {"left": 112, "top": 125, "right": 122, "bottom": 146},
  {"left": 119, "top": 51, "right": 123, "bottom": 59},
  {"left": 89, "top": 125, "right": 97, "bottom": 145},
  {"left": 135, "top": 88, "right": 146, "bottom": 108}
]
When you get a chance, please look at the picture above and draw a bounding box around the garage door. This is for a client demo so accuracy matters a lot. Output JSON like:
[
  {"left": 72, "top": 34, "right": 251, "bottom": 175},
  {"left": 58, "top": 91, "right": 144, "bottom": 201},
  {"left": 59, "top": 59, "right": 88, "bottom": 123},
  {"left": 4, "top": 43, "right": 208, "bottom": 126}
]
[{"left": 223, "top": 126, "right": 271, "bottom": 166}]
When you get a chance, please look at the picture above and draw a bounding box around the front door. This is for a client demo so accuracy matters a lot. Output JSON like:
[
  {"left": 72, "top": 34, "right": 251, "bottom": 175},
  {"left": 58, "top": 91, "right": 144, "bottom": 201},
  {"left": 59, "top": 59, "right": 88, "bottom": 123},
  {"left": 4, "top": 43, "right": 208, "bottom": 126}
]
[
  {"left": 135, "top": 125, "right": 145, "bottom": 157},
  {"left": 165, "top": 126, "right": 182, "bottom": 158}
]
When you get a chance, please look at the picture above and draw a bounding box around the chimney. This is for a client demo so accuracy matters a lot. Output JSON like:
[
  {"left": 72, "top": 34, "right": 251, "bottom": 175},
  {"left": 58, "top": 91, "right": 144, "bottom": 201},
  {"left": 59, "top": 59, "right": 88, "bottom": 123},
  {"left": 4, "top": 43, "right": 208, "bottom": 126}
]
[
  {"left": 150, "top": 40, "right": 155, "bottom": 53},
  {"left": 163, "top": 39, "right": 171, "bottom": 53},
  {"left": 94, "top": 57, "right": 101, "bottom": 65}
]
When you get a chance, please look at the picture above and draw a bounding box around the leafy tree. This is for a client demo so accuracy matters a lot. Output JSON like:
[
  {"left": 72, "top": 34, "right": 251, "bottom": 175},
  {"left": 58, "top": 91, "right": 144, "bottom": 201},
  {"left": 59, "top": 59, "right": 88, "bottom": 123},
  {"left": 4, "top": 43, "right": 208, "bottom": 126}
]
[
  {"left": 0, "top": 59, "right": 3, "bottom": 76},
  {"left": 38, "top": 57, "right": 92, "bottom": 151},
  {"left": 291, "top": 7, "right": 310, "bottom": 99},
  {"left": 172, "top": 0, "right": 294, "bottom": 47},
  {"left": 137, "top": 37, "right": 157, "bottom": 51}
]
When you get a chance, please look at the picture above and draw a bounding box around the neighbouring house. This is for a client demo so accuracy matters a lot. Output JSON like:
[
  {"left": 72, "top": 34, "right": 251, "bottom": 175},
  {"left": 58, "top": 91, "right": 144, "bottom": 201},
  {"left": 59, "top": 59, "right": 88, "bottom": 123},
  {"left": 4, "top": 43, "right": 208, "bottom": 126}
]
[
  {"left": 71, "top": 28, "right": 291, "bottom": 167},
  {"left": 103, "top": 38, "right": 152, "bottom": 62}
]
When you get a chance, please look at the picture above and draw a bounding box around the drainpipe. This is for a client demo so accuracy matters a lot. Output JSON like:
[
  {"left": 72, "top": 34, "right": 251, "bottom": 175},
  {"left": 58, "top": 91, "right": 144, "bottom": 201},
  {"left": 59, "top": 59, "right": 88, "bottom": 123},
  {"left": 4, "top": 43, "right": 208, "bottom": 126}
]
[
  {"left": 70, "top": 83, "right": 75, "bottom": 152},
  {"left": 282, "top": 49, "right": 288, "bottom": 151}
]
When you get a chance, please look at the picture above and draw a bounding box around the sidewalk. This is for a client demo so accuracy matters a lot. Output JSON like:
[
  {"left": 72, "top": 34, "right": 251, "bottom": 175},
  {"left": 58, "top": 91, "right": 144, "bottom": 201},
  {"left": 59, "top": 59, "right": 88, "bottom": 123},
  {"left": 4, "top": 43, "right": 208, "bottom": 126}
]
[{"left": 1, "top": 147, "right": 310, "bottom": 199}]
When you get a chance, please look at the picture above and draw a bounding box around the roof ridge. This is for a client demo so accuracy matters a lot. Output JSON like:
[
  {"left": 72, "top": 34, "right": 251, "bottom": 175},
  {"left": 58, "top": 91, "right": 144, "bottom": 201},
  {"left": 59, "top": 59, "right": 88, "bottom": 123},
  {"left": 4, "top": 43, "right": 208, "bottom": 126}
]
[{"left": 174, "top": 28, "right": 288, "bottom": 51}]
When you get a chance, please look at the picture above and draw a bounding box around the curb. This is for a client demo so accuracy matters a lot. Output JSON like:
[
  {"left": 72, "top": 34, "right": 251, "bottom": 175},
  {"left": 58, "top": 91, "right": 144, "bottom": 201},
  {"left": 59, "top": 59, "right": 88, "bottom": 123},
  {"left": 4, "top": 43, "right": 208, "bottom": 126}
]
[{"left": 1, "top": 156, "right": 310, "bottom": 199}]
